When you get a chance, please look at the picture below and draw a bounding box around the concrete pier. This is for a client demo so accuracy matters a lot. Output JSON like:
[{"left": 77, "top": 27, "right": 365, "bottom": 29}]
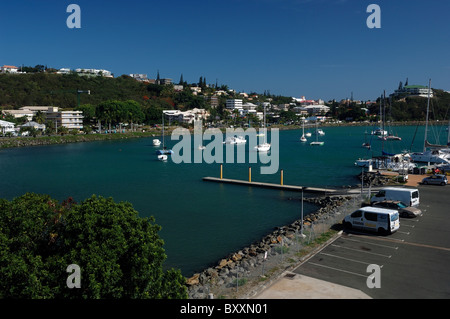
[{"left": 202, "top": 177, "right": 338, "bottom": 194}]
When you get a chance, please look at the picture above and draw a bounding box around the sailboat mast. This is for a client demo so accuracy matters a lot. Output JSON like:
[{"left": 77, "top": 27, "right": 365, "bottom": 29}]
[
  {"left": 383, "top": 91, "right": 386, "bottom": 133},
  {"left": 424, "top": 79, "right": 431, "bottom": 152},
  {"left": 263, "top": 104, "right": 266, "bottom": 144},
  {"left": 162, "top": 112, "right": 165, "bottom": 149}
]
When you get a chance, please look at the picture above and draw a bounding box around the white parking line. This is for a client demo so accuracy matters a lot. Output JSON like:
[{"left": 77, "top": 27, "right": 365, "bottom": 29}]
[
  {"left": 341, "top": 237, "right": 399, "bottom": 250},
  {"left": 320, "top": 252, "right": 384, "bottom": 268},
  {"left": 403, "top": 218, "right": 420, "bottom": 222},
  {"left": 331, "top": 244, "right": 392, "bottom": 258},
  {"left": 397, "top": 230, "right": 410, "bottom": 235},
  {"left": 308, "top": 262, "right": 368, "bottom": 278}
]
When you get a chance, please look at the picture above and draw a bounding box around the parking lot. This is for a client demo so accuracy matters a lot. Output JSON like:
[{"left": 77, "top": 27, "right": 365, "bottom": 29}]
[{"left": 293, "top": 184, "right": 450, "bottom": 299}]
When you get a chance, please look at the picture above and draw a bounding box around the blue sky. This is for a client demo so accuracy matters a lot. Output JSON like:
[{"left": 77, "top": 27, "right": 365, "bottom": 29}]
[{"left": 0, "top": 0, "right": 449, "bottom": 101}]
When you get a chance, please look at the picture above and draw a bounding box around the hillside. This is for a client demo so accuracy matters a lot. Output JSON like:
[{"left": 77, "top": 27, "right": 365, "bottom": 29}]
[
  {"left": 1, "top": 73, "right": 449, "bottom": 123},
  {"left": 0, "top": 73, "right": 148, "bottom": 108}
]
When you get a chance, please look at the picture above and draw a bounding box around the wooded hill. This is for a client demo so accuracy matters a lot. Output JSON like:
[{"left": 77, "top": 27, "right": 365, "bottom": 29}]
[{"left": 1, "top": 73, "right": 449, "bottom": 123}]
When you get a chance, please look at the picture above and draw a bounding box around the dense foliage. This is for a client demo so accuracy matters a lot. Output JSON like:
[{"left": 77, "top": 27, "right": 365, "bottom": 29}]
[{"left": 0, "top": 193, "right": 187, "bottom": 299}]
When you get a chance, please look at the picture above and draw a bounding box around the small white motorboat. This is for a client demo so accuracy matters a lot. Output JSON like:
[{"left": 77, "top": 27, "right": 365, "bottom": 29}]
[{"left": 255, "top": 143, "right": 271, "bottom": 152}]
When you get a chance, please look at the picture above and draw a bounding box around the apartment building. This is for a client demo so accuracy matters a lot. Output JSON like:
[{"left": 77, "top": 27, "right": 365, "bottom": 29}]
[
  {"left": 226, "top": 99, "right": 243, "bottom": 110},
  {"left": 46, "top": 108, "right": 84, "bottom": 130}
]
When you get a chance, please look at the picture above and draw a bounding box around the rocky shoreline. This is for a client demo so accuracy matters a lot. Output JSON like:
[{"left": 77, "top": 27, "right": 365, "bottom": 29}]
[{"left": 186, "top": 195, "right": 355, "bottom": 299}]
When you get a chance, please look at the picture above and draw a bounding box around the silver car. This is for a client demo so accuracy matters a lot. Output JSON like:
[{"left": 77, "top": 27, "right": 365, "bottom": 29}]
[
  {"left": 372, "top": 200, "right": 422, "bottom": 218},
  {"left": 421, "top": 174, "right": 448, "bottom": 186}
]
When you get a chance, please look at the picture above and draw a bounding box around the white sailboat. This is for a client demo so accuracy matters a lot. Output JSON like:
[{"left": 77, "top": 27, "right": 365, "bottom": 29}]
[
  {"left": 371, "top": 97, "right": 388, "bottom": 136},
  {"left": 156, "top": 111, "right": 173, "bottom": 157},
  {"left": 234, "top": 136, "right": 247, "bottom": 144},
  {"left": 310, "top": 121, "right": 324, "bottom": 146},
  {"left": 316, "top": 129, "right": 325, "bottom": 136},
  {"left": 255, "top": 104, "right": 271, "bottom": 152},
  {"left": 157, "top": 154, "right": 168, "bottom": 161},
  {"left": 379, "top": 92, "right": 402, "bottom": 141},
  {"left": 410, "top": 79, "right": 450, "bottom": 164},
  {"left": 300, "top": 118, "right": 307, "bottom": 142}
]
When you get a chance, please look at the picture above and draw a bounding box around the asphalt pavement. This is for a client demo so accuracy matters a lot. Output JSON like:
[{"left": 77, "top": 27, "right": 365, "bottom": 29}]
[{"left": 253, "top": 183, "right": 450, "bottom": 299}]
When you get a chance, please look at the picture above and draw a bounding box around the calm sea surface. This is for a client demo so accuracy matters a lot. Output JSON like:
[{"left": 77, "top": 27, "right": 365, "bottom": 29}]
[{"left": 0, "top": 124, "right": 448, "bottom": 276}]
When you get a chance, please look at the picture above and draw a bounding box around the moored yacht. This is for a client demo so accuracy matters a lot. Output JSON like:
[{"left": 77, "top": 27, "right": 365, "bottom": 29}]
[
  {"left": 371, "top": 127, "right": 388, "bottom": 136},
  {"left": 410, "top": 149, "right": 450, "bottom": 164}
]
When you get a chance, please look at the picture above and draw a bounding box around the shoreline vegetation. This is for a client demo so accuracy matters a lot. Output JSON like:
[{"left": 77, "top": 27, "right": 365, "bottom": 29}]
[{"left": 0, "top": 120, "right": 439, "bottom": 150}]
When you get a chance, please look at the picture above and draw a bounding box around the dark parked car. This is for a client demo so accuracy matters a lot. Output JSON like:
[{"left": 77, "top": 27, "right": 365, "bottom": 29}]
[
  {"left": 372, "top": 200, "right": 422, "bottom": 218},
  {"left": 421, "top": 174, "right": 448, "bottom": 186}
]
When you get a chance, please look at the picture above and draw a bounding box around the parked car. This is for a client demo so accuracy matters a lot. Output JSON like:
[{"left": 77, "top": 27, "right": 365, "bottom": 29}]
[
  {"left": 370, "top": 187, "right": 420, "bottom": 207},
  {"left": 421, "top": 174, "right": 448, "bottom": 186},
  {"left": 372, "top": 200, "right": 422, "bottom": 218},
  {"left": 342, "top": 207, "right": 400, "bottom": 235}
]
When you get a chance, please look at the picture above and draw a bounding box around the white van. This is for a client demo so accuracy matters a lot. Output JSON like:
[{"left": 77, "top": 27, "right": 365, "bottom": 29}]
[
  {"left": 370, "top": 187, "right": 420, "bottom": 207},
  {"left": 343, "top": 207, "right": 400, "bottom": 234}
]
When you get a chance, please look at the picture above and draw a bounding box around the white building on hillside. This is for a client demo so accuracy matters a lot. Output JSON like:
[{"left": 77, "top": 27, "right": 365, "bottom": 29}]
[
  {"left": 2, "top": 109, "right": 35, "bottom": 121},
  {"left": 75, "top": 68, "right": 113, "bottom": 77},
  {"left": 164, "top": 109, "right": 209, "bottom": 124},
  {"left": 57, "top": 68, "right": 71, "bottom": 74},
  {"left": 21, "top": 121, "right": 46, "bottom": 131},
  {"left": 0, "top": 120, "right": 16, "bottom": 135},
  {"left": 226, "top": 99, "right": 243, "bottom": 110},
  {"left": 1, "top": 65, "right": 19, "bottom": 73}
]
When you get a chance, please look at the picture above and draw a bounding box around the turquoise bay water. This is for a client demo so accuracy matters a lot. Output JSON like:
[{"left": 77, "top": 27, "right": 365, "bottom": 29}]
[{"left": 0, "top": 125, "right": 448, "bottom": 276}]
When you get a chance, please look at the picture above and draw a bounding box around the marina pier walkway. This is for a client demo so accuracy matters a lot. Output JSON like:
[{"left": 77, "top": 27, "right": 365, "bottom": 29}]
[{"left": 202, "top": 177, "right": 339, "bottom": 194}]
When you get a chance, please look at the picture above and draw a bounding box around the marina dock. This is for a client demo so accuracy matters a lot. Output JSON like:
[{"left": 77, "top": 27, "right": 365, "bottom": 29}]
[{"left": 202, "top": 177, "right": 338, "bottom": 194}]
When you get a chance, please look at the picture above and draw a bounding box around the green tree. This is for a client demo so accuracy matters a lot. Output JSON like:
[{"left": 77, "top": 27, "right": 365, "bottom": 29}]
[
  {"left": 58, "top": 126, "right": 69, "bottom": 136},
  {"left": 96, "top": 100, "right": 121, "bottom": 133},
  {"left": 0, "top": 193, "right": 187, "bottom": 299},
  {"left": 75, "top": 104, "right": 96, "bottom": 126},
  {"left": 121, "top": 100, "right": 145, "bottom": 131},
  {"left": 33, "top": 110, "right": 46, "bottom": 124}
]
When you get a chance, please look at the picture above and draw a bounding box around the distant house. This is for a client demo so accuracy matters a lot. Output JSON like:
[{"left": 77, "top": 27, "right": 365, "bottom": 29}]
[
  {"left": 1, "top": 65, "right": 19, "bottom": 73},
  {"left": 190, "top": 87, "right": 202, "bottom": 95},
  {"left": 2, "top": 109, "right": 34, "bottom": 121},
  {"left": 292, "top": 106, "right": 308, "bottom": 116},
  {"left": 130, "top": 74, "right": 149, "bottom": 82},
  {"left": 303, "top": 104, "right": 330, "bottom": 115},
  {"left": 21, "top": 121, "right": 46, "bottom": 131},
  {"left": 164, "top": 109, "right": 209, "bottom": 124},
  {"left": 57, "top": 68, "right": 71, "bottom": 74},
  {"left": 75, "top": 68, "right": 113, "bottom": 78},
  {"left": 156, "top": 78, "right": 172, "bottom": 85},
  {"left": 243, "top": 102, "right": 257, "bottom": 111},
  {"left": 391, "top": 80, "right": 433, "bottom": 98},
  {"left": 207, "top": 95, "right": 219, "bottom": 108},
  {"left": 0, "top": 120, "right": 16, "bottom": 135}
]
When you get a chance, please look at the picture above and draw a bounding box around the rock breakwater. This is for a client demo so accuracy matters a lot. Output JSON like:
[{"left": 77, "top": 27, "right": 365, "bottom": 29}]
[{"left": 186, "top": 195, "right": 355, "bottom": 299}]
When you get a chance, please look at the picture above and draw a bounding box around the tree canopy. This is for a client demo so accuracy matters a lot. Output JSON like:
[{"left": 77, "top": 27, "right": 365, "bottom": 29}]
[{"left": 0, "top": 193, "right": 187, "bottom": 299}]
